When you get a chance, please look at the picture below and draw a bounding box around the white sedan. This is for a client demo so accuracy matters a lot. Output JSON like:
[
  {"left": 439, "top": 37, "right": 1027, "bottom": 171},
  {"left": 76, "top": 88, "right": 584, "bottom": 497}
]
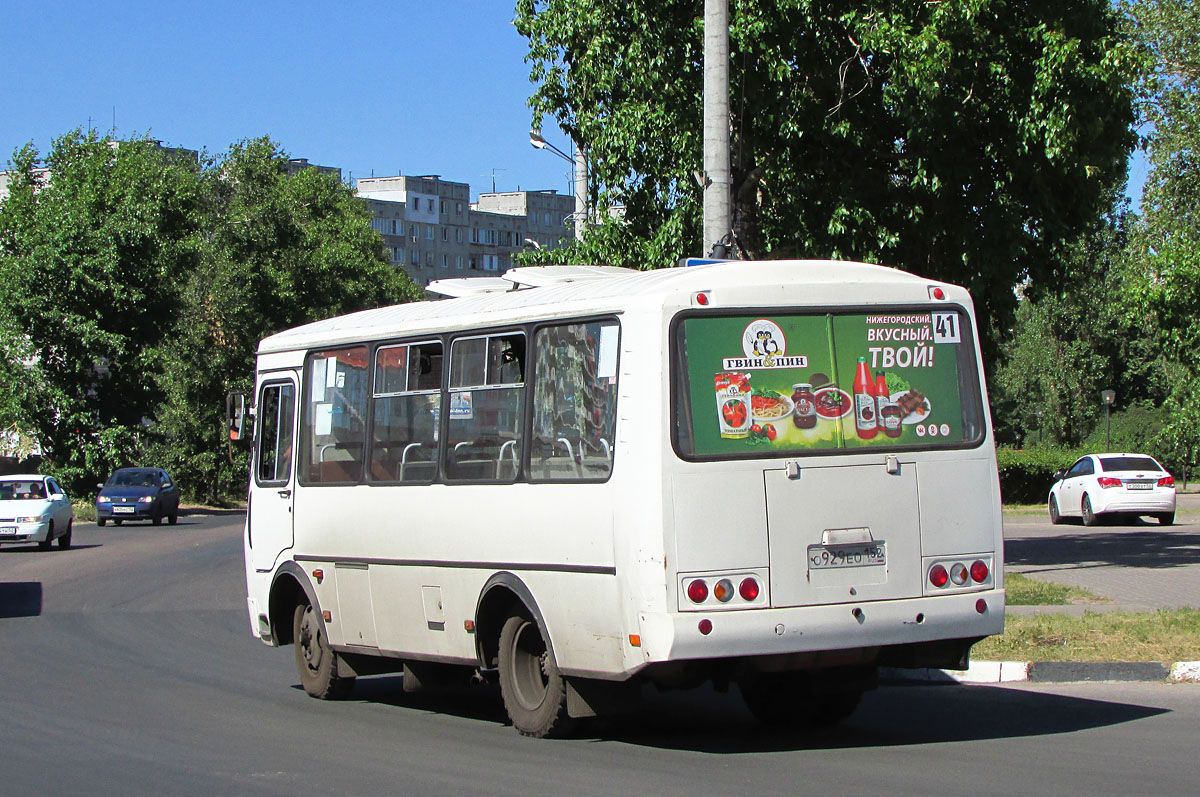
[
  {"left": 1048, "top": 453, "right": 1176, "bottom": 526},
  {"left": 0, "top": 474, "right": 75, "bottom": 549}
]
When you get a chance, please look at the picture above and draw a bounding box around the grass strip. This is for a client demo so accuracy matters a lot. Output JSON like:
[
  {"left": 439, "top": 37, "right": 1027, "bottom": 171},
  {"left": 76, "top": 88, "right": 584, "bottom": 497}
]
[
  {"left": 1004, "top": 572, "right": 1105, "bottom": 606},
  {"left": 973, "top": 609, "right": 1200, "bottom": 664}
]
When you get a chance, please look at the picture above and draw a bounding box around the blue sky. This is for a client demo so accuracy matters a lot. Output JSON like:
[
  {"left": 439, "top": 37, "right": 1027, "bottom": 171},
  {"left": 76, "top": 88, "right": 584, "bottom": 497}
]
[
  {"left": 0, "top": 1, "right": 576, "bottom": 199},
  {"left": 3, "top": 0, "right": 1145, "bottom": 206}
]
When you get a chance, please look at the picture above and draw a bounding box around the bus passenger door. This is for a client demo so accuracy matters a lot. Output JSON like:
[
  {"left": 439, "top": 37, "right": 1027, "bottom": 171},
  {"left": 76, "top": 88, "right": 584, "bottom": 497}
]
[{"left": 250, "top": 376, "right": 297, "bottom": 572}]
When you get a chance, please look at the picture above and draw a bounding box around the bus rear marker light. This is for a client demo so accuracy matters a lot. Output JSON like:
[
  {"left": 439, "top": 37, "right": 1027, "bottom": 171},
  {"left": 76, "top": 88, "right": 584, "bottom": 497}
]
[
  {"left": 739, "top": 577, "right": 760, "bottom": 601},
  {"left": 976, "top": 599, "right": 988, "bottom": 614},
  {"left": 698, "top": 619, "right": 713, "bottom": 635}
]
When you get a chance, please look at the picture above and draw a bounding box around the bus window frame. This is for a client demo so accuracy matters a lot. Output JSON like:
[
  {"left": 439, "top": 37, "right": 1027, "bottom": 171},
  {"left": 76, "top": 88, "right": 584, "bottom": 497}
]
[
  {"left": 293, "top": 314, "right": 623, "bottom": 488},
  {"left": 254, "top": 377, "right": 296, "bottom": 489},
  {"left": 368, "top": 338, "right": 444, "bottom": 485},
  {"left": 668, "top": 304, "right": 988, "bottom": 463}
]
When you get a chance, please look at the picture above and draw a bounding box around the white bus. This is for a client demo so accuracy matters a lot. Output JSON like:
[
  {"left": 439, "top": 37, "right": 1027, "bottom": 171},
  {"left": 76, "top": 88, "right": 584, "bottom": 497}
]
[{"left": 235, "top": 260, "right": 1004, "bottom": 737}]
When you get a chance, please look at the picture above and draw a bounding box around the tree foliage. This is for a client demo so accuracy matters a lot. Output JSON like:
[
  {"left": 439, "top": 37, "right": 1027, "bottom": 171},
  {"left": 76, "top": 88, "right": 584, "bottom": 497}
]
[
  {"left": 0, "top": 132, "right": 418, "bottom": 497},
  {"left": 1124, "top": 0, "right": 1200, "bottom": 369},
  {"left": 0, "top": 132, "right": 205, "bottom": 490},
  {"left": 516, "top": 0, "right": 1137, "bottom": 351}
]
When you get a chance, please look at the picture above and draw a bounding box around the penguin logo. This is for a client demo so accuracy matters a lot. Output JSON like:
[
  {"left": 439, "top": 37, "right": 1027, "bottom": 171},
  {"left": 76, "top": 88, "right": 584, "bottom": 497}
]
[{"left": 742, "top": 320, "right": 786, "bottom": 366}]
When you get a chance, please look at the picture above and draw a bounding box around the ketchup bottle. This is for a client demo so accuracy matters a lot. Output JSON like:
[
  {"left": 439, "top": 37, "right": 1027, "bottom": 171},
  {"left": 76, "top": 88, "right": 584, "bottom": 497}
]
[
  {"left": 853, "top": 357, "right": 878, "bottom": 439},
  {"left": 877, "top": 372, "right": 902, "bottom": 438}
]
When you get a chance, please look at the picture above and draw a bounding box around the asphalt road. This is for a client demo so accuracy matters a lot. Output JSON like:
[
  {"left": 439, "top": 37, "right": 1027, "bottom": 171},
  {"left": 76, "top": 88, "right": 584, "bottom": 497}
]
[
  {"left": 2, "top": 513, "right": 1199, "bottom": 795},
  {"left": 1004, "top": 493, "right": 1200, "bottom": 610}
]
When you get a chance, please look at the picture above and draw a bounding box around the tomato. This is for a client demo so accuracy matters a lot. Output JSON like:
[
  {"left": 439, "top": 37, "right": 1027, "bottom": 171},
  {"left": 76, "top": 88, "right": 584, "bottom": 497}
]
[
  {"left": 751, "top": 423, "right": 762, "bottom": 435},
  {"left": 765, "top": 423, "right": 777, "bottom": 441}
]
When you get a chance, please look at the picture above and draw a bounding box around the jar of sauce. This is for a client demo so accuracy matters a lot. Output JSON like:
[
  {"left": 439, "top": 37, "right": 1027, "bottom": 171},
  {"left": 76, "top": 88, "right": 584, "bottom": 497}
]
[{"left": 792, "top": 383, "right": 817, "bottom": 429}]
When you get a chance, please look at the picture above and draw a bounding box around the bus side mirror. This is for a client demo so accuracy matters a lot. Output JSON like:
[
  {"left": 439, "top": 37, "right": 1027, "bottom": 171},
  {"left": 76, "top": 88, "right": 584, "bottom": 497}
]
[{"left": 226, "top": 392, "right": 248, "bottom": 442}]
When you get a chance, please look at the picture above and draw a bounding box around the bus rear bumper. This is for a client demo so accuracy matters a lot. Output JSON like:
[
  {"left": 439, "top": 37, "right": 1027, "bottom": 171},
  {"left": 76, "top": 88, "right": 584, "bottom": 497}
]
[{"left": 636, "top": 590, "right": 1004, "bottom": 667}]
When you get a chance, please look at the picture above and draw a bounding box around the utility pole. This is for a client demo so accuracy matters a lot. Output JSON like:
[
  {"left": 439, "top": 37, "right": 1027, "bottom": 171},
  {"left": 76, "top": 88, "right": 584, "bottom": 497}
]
[
  {"left": 574, "top": 142, "right": 588, "bottom": 242},
  {"left": 702, "top": 0, "right": 732, "bottom": 256}
]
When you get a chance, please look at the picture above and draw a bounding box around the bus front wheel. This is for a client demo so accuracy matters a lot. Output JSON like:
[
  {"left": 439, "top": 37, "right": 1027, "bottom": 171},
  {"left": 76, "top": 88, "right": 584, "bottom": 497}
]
[
  {"left": 497, "top": 612, "right": 575, "bottom": 738},
  {"left": 293, "top": 601, "right": 354, "bottom": 700}
]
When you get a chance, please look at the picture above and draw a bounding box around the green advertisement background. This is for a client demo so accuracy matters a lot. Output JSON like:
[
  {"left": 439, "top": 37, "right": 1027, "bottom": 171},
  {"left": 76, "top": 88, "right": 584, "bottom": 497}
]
[{"left": 682, "top": 313, "right": 968, "bottom": 456}]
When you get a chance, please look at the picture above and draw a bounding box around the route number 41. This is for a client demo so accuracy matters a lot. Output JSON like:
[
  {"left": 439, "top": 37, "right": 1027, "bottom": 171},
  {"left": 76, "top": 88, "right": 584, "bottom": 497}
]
[{"left": 932, "top": 312, "right": 961, "bottom": 344}]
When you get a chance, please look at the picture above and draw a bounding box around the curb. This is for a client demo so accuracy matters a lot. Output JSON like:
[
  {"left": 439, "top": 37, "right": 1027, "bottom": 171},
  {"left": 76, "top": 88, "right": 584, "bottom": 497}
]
[{"left": 883, "top": 660, "right": 1200, "bottom": 684}]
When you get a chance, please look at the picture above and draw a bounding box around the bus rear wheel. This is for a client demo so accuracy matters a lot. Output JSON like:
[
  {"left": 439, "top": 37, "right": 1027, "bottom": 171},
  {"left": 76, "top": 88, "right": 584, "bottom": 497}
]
[
  {"left": 497, "top": 612, "right": 575, "bottom": 738},
  {"left": 293, "top": 600, "right": 354, "bottom": 700},
  {"left": 739, "top": 672, "right": 820, "bottom": 727}
]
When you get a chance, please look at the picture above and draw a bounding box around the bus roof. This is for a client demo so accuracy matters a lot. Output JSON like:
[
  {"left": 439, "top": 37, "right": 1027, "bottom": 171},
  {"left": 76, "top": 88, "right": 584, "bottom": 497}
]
[{"left": 258, "top": 259, "right": 947, "bottom": 354}]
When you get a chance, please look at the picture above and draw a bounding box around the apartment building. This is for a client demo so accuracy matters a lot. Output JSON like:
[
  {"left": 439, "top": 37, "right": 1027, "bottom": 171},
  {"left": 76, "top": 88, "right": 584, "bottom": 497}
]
[{"left": 356, "top": 174, "right": 575, "bottom": 288}]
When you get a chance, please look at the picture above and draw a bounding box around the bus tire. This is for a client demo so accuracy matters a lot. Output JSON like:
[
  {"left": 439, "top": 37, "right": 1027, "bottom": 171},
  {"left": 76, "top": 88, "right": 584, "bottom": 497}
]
[
  {"left": 739, "top": 672, "right": 819, "bottom": 727},
  {"left": 813, "top": 690, "right": 864, "bottom": 726},
  {"left": 293, "top": 600, "right": 354, "bottom": 700},
  {"left": 497, "top": 612, "right": 575, "bottom": 738}
]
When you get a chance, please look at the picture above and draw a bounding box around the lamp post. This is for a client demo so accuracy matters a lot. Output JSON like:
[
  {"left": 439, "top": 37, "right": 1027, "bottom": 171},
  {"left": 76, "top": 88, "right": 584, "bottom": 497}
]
[
  {"left": 1101, "top": 389, "right": 1116, "bottom": 452},
  {"left": 530, "top": 130, "right": 587, "bottom": 241}
]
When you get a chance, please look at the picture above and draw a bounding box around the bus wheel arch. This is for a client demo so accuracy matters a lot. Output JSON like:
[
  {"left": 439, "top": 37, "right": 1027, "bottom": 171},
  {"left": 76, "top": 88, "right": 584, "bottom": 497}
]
[
  {"left": 269, "top": 563, "right": 320, "bottom": 647},
  {"left": 474, "top": 572, "right": 555, "bottom": 672}
]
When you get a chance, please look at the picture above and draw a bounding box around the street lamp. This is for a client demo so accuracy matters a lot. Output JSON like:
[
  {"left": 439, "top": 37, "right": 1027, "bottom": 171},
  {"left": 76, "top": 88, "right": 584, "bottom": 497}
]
[
  {"left": 530, "top": 129, "right": 587, "bottom": 241},
  {"left": 1101, "top": 389, "right": 1116, "bottom": 452}
]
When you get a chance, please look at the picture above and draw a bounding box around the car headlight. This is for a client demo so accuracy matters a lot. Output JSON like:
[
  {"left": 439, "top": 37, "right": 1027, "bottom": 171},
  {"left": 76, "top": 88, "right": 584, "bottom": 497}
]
[
  {"left": 18, "top": 515, "right": 45, "bottom": 523},
  {"left": 138, "top": 496, "right": 155, "bottom": 503},
  {"left": 97, "top": 496, "right": 111, "bottom": 503}
]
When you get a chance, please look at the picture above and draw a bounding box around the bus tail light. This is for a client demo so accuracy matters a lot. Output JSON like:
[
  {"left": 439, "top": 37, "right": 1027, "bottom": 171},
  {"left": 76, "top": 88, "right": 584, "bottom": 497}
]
[
  {"left": 929, "top": 564, "right": 949, "bottom": 588},
  {"left": 949, "top": 563, "right": 968, "bottom": 585},
  {"left": 739, "top": 577, "right": 760, "bottom": 601},
  {"left": 713, "top": 579, "right": 734, "bottom": 602},
  {"left": 970, "top": 560, "right": 989, "bottom": 583},
  {"left": 686, "top": 579, "right": 709, "bottom": 603}
]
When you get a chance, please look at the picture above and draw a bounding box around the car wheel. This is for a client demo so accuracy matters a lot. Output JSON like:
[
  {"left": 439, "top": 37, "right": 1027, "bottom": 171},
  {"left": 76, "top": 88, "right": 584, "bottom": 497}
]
[
  {"left": 57, "top": 520, "right": 72, "bottom": 549},
  {"left": 1048, "top": 495, "right": 1062, "bottom": 525},
  {"left": 97, "top": 517, "right": 106, "bottom": 527},
  {"left": 293, "top": 600, "right": 354, "bottom": 700},
  {"left": 152, "top": 511, "right": 162, "bottom": 526},
  {"left": 1156, "top": 512, "right": 1175, "bottom": 526},
  {"left": 168, "top": 512, "right": 177, "bottom": 525},
  {"left": 1082, "top": 495, "right": 1099, "bottom": 527},
  {"left": 498, "top": 611, "right": 575, "bottom": 738},
  {"left": 38, "top": 522, "right": 54, "bottom": 550}
]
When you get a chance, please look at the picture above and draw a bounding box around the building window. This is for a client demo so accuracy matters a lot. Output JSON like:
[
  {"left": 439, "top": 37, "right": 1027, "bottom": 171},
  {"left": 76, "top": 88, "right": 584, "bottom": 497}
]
[
  {"left": 426, "top": 225, "right": 434, "bottom": 240},
  {"left": 440, "top": 199, "right": 446, "bottom": 214},
  {"left": 410, "top": 224, "right": 418, "bottom": 241},
  {"left": 411, "top": 249, "right": 419, "bottom": 265},
  {"left": 426, "top": 252, "right": 434, "bottom": 267},
  {"left": 456, "top": 202, "right": 463, "bottom": 214},
  {"left": 455, "top": 228, "right": 463, "bottom": 243},
  {"left": 441, "top": 227, "right": 448, "bottom": 241},
  {"left": 455, "top": 256, "right": 463, "bottom": 270}
]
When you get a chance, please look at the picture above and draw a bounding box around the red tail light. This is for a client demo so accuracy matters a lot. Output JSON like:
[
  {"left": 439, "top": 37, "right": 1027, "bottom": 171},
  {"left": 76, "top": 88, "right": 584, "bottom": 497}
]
[
  {"left": 686, "top": 580, "right": 709, "bottom": 603},
  {"left": 1158, "top": 475, "right": 1175, "bottom": 488},
  {"left": 970, "top": 560, "right": 989, "bottom": 583},
  {"left": 929, "top": 564, "right": 949, "bottom": 588},
  {"left": 1097, "top": 477, "right": 1122, "bottom": 488},
  {"left": 739, "top": 577, "right": 760, "bottom": 601}
]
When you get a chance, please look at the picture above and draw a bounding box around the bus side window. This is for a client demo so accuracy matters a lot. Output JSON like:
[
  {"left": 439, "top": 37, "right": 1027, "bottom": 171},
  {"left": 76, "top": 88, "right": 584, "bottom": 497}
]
[
  {"left": 300, "top": 346, "right": 368, "bottom": 484},
  {"left": 531, "top": 321, "right": 619, "bottom": 481},
  {"left": 445, "top": 333, "right": 525, "bottom": 482},
  {"left": 257, "top": 382, "right": 295, "bottom": 484},
  {"left": 370, "top": 341, "right": 442, "bottom": 483}
]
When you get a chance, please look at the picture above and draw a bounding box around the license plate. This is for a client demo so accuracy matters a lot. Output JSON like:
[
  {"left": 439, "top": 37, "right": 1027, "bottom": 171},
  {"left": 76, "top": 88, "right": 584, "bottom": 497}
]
[
  {"left": 113, "top": 506, "right": 135, "bottom": 514},
  {"left": 1126, "top": 482, "right": 1153, "bottom": 490},
  {"left": 808, "top": 542, "right": 886, "bottom": 569},
  {"left": 0, "top": 526, "right": 16, "bottom": 535}
]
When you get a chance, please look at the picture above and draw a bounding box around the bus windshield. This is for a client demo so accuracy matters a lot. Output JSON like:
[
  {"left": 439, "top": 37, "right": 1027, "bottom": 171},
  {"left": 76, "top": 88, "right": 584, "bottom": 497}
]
[{"left": 673, "top": 309, "right": 986, "bottom": 459}]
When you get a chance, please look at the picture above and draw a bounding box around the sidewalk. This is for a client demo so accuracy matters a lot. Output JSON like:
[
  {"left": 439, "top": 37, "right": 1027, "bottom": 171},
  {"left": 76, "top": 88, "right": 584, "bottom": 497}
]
[{"left": 889, "top": 493, "right": 1200, "bottom": 685}]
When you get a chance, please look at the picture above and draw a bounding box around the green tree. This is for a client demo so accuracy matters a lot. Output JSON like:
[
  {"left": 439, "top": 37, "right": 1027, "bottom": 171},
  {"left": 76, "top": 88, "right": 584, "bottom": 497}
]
[
  {"left": 1125, "top": 0, "right": 1200, "bottom": 365},
  {"left": 151, "top": 137, "right": 420, "bottom": 501},
  {"left": 0, "top": 131, "right": 205, "bottom": 492},
  {"left": 516, "top": 0, "right": 1137, "bottom": 351}
]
